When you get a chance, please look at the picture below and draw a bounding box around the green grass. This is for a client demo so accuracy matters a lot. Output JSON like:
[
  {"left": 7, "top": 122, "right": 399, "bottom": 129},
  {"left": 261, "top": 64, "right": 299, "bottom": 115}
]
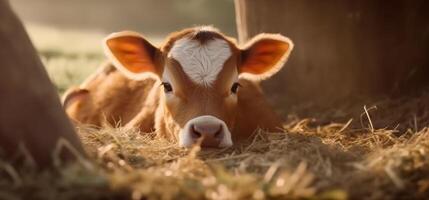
[
  {"left": 42, "top": 52, "right": 103, "bottom": 93},
  {"left": 25, "top": 24, "right": 105, "bottom": 93}
]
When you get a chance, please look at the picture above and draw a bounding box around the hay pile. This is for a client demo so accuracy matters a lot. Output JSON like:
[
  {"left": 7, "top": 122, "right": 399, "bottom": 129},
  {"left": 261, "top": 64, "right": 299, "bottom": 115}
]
[{"left": 1, "top": 91, "right": 429, "bottom": 200}]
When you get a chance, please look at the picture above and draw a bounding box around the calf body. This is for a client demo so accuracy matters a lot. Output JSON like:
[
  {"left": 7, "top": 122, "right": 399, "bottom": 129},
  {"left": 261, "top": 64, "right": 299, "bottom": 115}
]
[{"left": 64, "top": 26, "right": 293, "bottom": 148}]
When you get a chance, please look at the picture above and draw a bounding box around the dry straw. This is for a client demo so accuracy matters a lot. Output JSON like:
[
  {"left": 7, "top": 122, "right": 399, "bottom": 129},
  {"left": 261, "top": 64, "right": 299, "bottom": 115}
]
[{"left": 1, "top": 91, "right": 429, "bottom": 199}]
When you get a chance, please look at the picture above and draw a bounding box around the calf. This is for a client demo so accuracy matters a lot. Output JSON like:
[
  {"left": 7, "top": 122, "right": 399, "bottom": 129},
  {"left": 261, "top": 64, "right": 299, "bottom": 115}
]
[{"left": 63, "top": 26, "right": 293, "bottom": 148}]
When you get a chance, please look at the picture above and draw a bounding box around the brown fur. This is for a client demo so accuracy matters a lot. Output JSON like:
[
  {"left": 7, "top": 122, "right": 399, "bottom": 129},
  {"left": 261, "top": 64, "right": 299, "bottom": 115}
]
[
  {"left": 64, "top": 69, "right": 281, "bottom": 138},
  {"left": 64, "top": 62, "right": 158, "bottom": 130},
  {"left": 63, "top": 27, "right": 291, "bottom": 145}
]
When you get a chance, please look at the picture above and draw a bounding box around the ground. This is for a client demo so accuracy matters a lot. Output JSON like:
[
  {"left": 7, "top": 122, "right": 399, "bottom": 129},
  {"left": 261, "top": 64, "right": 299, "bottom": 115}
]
[{"left": 1, "top": 26, "right": 429, "bottom": 200}]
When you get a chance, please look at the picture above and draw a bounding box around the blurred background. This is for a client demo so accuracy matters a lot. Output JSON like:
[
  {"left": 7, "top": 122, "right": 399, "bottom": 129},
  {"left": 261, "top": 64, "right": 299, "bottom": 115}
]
[
  {"left": 10, "top": 0, "right": 236, "bottom": 93},
  {"left": 11, "top": 0, "right": 236, "bottom": 44},
  {"left": 11, "top": 0, "right": 236, "bottom": 35},
  {"left": 9, "top": 0, "right": 429, "bottom": 116}
]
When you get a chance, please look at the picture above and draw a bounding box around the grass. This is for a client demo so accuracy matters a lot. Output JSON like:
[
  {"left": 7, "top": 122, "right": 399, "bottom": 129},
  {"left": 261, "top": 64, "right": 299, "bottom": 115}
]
[{"left": 1, "top": 25, "right": 429, "bottom": 200}]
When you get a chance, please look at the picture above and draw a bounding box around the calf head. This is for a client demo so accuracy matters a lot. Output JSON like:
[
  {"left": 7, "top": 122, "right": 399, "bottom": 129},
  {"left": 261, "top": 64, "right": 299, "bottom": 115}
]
[{"left": 103, "top": 26, "right": 293, "bottom": 148}]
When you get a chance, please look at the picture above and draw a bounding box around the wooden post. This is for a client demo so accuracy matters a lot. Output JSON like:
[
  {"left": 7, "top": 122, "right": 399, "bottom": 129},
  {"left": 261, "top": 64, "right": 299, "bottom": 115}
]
[
  {"left": 235, "top": 0, "right": 429, "bottom": 107},
  {"left": 0, "top": 0, "right": 85, "bottom": 166}
]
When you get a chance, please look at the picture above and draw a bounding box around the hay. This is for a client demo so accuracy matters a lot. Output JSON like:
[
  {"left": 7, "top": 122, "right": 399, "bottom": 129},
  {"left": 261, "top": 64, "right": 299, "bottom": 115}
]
[{"left": 1, "top": 91, "right": 429, "bottom": 200}]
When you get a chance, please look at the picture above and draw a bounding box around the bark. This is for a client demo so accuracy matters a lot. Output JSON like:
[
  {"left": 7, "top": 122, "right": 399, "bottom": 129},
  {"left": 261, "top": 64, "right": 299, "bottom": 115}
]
[
  {"left": 0, "top": 0, "right": 85, "bottom": 167},
  {"left": 235, "top": 0, "right": 429, "bottom": 107}
]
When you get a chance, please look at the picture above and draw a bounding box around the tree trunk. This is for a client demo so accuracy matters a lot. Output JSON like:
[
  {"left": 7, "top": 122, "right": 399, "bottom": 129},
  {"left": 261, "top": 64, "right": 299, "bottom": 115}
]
[
  {"left": 0, "top": 0, "right": 85, "bottom": 166},
  {"left": 235, "top": 0, "right": 429, "bottom": 107}
]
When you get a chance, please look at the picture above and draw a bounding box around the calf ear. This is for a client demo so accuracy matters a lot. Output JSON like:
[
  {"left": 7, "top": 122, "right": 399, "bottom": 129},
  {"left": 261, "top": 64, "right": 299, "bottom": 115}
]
[
  {"left": 239, "top": 34, "right": 293, "bottom": 80},
  {"left": 103, "top": 31, "right": 161, "bottom": 80}
]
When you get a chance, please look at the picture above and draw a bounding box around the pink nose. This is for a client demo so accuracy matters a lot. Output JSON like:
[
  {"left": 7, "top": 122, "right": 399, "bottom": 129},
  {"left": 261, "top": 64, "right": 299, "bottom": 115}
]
[
  {"left": 180, "top": 115, "right": 232, "bottom": 148},
  {"left": 190, "top": 122, "right": 224, "bottom": 147}
]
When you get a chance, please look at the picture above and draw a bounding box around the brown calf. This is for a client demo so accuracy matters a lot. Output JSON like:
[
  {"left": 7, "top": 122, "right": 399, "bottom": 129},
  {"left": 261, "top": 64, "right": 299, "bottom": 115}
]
[{"left": 63, "top": 26, "right": 293, "bottom": 148}]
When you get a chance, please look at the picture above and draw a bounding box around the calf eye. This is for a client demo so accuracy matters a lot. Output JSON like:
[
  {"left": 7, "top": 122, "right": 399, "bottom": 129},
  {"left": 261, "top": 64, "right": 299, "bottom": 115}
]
[
  {"left": 161, "top": 82, "right": 173, "bottom": 93},
  {"left": 231, "top": 82, "right": 241, "bottom": 94}
]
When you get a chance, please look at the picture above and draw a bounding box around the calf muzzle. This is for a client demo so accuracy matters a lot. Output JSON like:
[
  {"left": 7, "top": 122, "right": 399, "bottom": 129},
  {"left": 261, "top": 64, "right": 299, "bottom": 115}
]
[{"left": 179, "top": 115, "right": 233, "bottom": 148}]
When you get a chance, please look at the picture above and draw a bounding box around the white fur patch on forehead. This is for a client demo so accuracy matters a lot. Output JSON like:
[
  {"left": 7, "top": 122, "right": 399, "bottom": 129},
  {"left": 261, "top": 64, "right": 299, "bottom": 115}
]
[
  {"left": 197, "top": 26, "right": 219, "bottom": 32},
  {"left": 168, "top": 37, "right": 232, "bottom": 87}
]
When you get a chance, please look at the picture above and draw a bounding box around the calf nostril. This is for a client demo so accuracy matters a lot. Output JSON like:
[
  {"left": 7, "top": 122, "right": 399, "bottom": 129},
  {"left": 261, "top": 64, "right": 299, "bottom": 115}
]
[
  {"left": 214, "top": 125, "right": 223, "bottom": 139},
  {"left": 191, "top": 123, "right": 223, "bottom": 143},
  {"left": 191, "top": 125, "right": 202, "bottom": 139}
]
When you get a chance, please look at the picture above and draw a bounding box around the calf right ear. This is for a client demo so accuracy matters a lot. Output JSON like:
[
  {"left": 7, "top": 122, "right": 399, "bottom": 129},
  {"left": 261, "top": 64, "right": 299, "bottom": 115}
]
[
  {"left": 239, "top": 34, "right": 293, "bottom": 81},
  {"left": 103, "top": 31, "right": 162, "bottom": 80}
]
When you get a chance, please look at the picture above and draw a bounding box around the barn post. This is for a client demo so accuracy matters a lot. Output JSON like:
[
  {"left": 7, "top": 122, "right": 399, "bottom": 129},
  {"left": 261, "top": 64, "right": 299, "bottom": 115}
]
[
  {"left": 234, "top": 0, "right": 429, "bottom": 108},
  {"left": 0, "top": 0, "right": 85, "bottom": 166}
]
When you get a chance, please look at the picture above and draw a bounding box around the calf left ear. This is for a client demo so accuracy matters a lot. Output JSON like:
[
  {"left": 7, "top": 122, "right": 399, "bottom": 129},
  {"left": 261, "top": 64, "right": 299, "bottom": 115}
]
[
  {"left": 239, "top": 34, "right": 294, "bottom": 80},
  {"left": 103, "top": 31, "right": 162, "bottom": 80}
]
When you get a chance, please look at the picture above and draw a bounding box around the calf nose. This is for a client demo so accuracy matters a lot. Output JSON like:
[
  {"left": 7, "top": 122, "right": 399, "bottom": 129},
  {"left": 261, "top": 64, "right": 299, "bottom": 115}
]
[
  {"left": 179, "top": 115, "right": 233, "bottom": 148},
  {"left": 191, "top": 122, "right": 223, "bottom": 147}
]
